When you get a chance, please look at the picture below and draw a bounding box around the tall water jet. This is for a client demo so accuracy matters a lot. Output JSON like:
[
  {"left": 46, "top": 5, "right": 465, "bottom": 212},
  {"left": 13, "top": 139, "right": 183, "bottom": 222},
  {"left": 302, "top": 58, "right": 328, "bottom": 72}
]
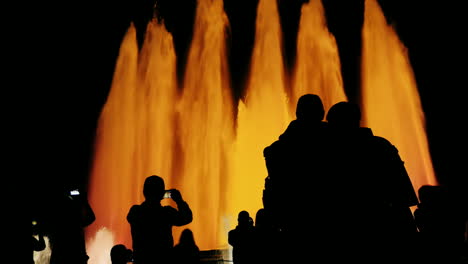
[
  {"left": 87, "top": 24, "right": 139, "bottom": 250},
  {"left": 177, "top": 0, "right": 235, "bottom": 250},
  {"left": 292, "top": 0, "right": 347, "bottom": 112},
  {"left": 361, "top": 0, "right": 437, "bottom": 194},
  {"left": 230, "top": 0, "right": 290, "bottom": 220},
  {"left": 86, "top": 20, "right": 179, "bottom": 262},
  {"left": 136, "top": 20, "right": 178, "bottom": 190}
]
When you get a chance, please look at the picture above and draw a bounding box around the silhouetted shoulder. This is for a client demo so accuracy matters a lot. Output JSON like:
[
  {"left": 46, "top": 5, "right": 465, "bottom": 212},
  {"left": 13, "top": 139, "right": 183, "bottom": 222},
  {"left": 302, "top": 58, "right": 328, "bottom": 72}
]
[
  {"left": 371, "top": 135, "right": 399, "bottom": 152},
  {"left": 127, "top": 204, "right": 142, "bottom": 222},
  {"left": 278, "top": 120, "right": 300, "bottom": 141},
  {"left": 33, "top": 236, "right": 46, "bottom": 251},
  {"left": 163, "top": 205, "right": 179, "bottom": 214},
  {"left": 279, "top": 120, "right": 328, "bottom": 142},
  {"left": 372, "top": 135, "right": 392, "bottom": 144},
  {"left": 263, "top": 139, "right": 282, "bottom": 157},
  {"left": 358, "top": 127, "right": 373, "bottom": 137}
]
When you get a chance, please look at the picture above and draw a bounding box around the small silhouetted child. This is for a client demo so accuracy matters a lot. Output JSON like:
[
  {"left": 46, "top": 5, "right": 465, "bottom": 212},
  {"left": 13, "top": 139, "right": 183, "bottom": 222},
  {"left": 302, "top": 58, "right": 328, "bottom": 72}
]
[{"left": 110, "top": 244, "right": 133, "bottom": 264}]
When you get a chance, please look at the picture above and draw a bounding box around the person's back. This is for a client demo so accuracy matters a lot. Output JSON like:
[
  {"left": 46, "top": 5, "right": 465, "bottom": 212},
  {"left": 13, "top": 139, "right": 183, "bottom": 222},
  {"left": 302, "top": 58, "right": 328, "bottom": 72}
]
[
  {"left": 414, "top": 185, "right": 468, "bottom": 263},
  {"left": 324, "top": 101, "right": 376, "bottom": 261},
  {"left": 327, "top": 101, "right": 418, "bottom": 209},
  {"left": 228, "top": 211, "right": 255, "bottom": 264},
  {"left": 326, "top": 101, "right": 419, "bottom": 263},
  {"left": 252, "top": 208, "right": 280, "bottom": 264},
  {"left": 48, "top": 186, "right": 95, "bottom": 264},
  {"left": 263, "top": 94, "right": 328, "bottom": 233},
  {"left": 365, "top": 132, "right": 419, "bottom": 262},
  {"left": 173, "top": 229, "right": 200, "bottom": 264},
  {"left": 127, "top": 175, "right": 192, "bottom": 264}
]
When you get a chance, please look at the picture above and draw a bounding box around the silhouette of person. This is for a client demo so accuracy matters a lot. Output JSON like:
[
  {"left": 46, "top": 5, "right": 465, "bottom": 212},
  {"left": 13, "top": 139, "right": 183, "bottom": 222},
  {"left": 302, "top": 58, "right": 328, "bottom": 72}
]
[
  {"left": 173, "top": 228, "right": 200, "bottom": 264},
  {"left": 262, "top": 93, "right": 330, "bottom": 263},
  {"left": 48, "top": 186, "right": 96, "bottom": 264},
  {"left": 228, "top": 210, "right": 256, "bottom": 264},
  {"left": 414, "top": 184, "right": 468, "bottom": 264},
  {"left": 127, "top": 175, "right": 193, "bottom": 264},
  {"left": 325, "top": 101, "right": 419, "bottom": 263},
  {"left": 110, "top": 244, "right": 133, "bottom": 264},
  {"left": 252, "top": 208, "right": 280, "bottom": 264},
  {"left": 263, "top": 93, "right": 328, "bottom": 229},
  {"left": 32, "top": 219, "right": 46, "bottom": 264}
]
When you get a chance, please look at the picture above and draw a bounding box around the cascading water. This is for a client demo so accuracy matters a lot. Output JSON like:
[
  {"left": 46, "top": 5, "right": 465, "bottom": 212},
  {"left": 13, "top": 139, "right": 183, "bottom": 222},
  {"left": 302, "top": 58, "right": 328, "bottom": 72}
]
[
  {"left": 176, "top": 0, "right": 235, "bottom": 249},
  {"left": 361, "top": 0, "right": 437, "bottom": 194},
  {"left": 86, "top": 20, "right": 179, "bottom": 262},
  {"left": 291, "top": 0, "right": 347, "bottom": 111},
  {"left": 230, "top": 0, "right": 290, "bottom": 224}
]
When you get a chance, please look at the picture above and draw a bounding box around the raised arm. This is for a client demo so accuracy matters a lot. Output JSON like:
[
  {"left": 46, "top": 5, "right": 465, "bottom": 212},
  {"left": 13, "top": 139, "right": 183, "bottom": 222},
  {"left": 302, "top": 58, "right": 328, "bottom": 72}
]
[{"left": 170, "top": 189, "right": 193, "bottom": 226}]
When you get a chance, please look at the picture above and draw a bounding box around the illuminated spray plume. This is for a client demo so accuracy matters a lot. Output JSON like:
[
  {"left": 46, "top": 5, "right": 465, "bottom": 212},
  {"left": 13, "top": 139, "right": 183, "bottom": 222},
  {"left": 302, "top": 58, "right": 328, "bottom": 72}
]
[
  {"left": 361, "top": 0, "right": 437, "bottom": 193},
  {"left": 292, "top": 0, "right": 347, "bottom": 111},
  {"left": 84, "top": 0, "right": 437, "bottom": 263},
  {"left": 87, "top": 0, "right": 237, "bottom": 256},
  {"left": 86, "top": 23, "right": 140, "bottom": 250},
  {"left": 86, "top": 21, "right": 179, "bottom": 264},
  {"left": 177, "top": 0, "right": 235, "bottom": 248},
  {"left": 230, "top": 0, "right": 290, "bottom": 223}
]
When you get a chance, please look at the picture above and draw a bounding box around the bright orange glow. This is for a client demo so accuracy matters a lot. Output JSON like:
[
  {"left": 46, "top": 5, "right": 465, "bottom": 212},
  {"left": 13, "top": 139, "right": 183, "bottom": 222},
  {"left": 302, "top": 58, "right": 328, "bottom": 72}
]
[
  {"left": 292, "top": 0, "right": 347, "bottom": 111},
  {"left": 86, "top": 24, "right": 139, "bottom": 249},
  {"left": 85, "top": 0, "right": 436, "bottom": 261},
  {"left": 87, "top": 0, "right": 236, "bottom": 253},
  {"left": 176, "top": 0, "right": 235, "bottom": 249},
  {"left": 87, "top": 20, "right": 178, "bottom": 251},
  {"left": 230, "top": 0, "right": 290, "bottom": 229},
  {"left": 361, "top": 0, "right": 437, "bottom": 194}
]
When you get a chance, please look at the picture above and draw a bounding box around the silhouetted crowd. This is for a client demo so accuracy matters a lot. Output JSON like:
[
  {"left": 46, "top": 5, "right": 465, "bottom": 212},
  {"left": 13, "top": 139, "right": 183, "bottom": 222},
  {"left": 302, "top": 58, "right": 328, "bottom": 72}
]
[
  {"left": 33, "top": 94, "right": 467, "bottom": 264},
  {"left": 229, "top": 94, "right": 468, "bottom": 264}
]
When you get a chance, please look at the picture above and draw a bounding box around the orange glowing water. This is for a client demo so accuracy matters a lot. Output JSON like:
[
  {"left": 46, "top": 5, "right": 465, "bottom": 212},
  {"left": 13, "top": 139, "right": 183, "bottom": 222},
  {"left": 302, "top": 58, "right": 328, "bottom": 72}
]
[
  {"left": 229, "top": 0, "right": 290, "bottom": 224},
  {"left": 361, "top": 0, "right": 437, "bottom": 193},
  {"left": 86, "top": 21, "right": 178, "bottom": 253},
  {"left": 176, "top": 0, "right": 235, "bottom": 249},
  {"left": 85, "top": 0, "right": 437, "bottom": 262},
  {"left": 86, "top": 24, "right": 139, "bottom": 249},
  {"left": 291, "top": 0, "right": 347, "bottom": 111}
]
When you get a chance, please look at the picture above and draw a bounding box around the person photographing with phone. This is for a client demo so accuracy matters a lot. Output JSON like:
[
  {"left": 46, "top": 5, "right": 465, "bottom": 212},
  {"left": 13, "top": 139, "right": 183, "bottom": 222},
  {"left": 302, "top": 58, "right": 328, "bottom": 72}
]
[
  {"left": 127, "top": 175, "right": 193, "bottom": 264},
  {"left": 47, "top": 186, "right": 95, "bottom": 264}
]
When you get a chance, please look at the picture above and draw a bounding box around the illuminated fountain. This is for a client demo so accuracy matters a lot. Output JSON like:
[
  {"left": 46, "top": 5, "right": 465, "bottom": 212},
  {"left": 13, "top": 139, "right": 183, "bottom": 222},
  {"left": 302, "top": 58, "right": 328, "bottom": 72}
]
[
  {"left": 82, "top": 0, "right": 437, "bottom": 263},
  {"left": 361, "top": 0, "right": 437, "bottom": 193},
  {"left": 176, "top": 0, "right": 235, "bottom": 248},
  {"left": 291, "top": 0, "right": 347, "bottom": 110}
]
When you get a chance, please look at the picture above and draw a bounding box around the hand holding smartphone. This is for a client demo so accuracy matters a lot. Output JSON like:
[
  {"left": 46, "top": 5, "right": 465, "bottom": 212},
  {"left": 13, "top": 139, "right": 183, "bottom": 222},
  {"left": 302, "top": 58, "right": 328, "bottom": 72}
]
[{"left": 163, "top": 190, "right": 172, "bottom": 199}]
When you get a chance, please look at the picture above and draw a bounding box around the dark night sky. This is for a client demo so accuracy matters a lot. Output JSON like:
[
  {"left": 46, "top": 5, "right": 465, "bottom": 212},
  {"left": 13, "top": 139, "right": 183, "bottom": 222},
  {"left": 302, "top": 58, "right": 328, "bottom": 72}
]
[{"left": 35, "top": 0, "right": 467, "bottom": 206}]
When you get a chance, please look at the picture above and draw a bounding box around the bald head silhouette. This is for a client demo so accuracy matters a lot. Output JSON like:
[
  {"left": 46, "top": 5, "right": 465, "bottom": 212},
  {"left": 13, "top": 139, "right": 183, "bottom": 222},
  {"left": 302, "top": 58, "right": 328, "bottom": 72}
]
[
  {"left": 295, "top": 94, "right": 325, "bottom": 122},
  {"left": 326, "top": 101, "right": 361, "bottom": 128},
  {"left": 143, "top": 175, "right": 165, "bottom": 201}
]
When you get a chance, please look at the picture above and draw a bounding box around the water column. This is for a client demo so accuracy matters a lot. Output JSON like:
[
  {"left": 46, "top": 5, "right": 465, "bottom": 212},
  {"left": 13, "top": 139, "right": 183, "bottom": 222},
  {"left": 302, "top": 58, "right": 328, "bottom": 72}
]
[{"left": 361, "top": 0, "right": 437, "bottom": 194}]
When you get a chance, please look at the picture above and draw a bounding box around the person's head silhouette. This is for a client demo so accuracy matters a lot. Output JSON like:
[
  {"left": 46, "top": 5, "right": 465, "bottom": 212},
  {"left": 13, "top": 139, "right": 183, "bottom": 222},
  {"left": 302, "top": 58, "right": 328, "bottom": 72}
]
[
  {"left": 143, "top": 175, "right": 165, "bottom": 202},
  {"left": 255, "top": 208, "right": 271, "bottom": 228},
  {"left": 326, "top": 101, "right": 361, "bottom": 128},
  {"left": 237, "top": 210, "right": 251, "bottom": 226},
  {"left": 296, "top": 94, "right": 325, "bottom": 122},
  {"left": 110, "top": 244, "right": 132, "bottom": 264},
  {"left": 418, "top": 185, "right": 444, "bottom": 205},
  {"left": 178, "top": 228, "right": 196, "bottom": 246}
]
